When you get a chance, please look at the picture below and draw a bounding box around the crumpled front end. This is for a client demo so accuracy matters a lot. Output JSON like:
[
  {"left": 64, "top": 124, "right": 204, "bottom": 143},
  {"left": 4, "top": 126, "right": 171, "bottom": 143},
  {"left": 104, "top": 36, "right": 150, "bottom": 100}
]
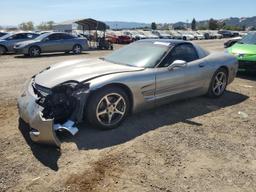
[{"left": 18, "top": 78, "right": 89, "bottom": 147}]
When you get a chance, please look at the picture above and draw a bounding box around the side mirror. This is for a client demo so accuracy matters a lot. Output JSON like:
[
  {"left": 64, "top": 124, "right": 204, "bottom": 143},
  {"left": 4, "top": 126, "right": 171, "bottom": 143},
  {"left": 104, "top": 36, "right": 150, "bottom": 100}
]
[{"left": 168, "top": 60, "right": 187, "bottom": 70}]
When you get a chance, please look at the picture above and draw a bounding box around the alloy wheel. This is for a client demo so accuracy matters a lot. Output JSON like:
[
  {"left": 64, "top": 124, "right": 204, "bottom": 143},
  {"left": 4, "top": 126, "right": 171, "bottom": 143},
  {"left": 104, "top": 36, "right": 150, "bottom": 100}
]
[
  {"left": 73, "top": 45, "right": 81, "bottom": 54},
  {"left": 212, "top": 71, "right": 227, "bottom": 96},
  {"left": 96, "top": 93, "right": 126, "bottom": 126},
  {"left": 30, "top": 47, "right": 40, "bottom": 57}
]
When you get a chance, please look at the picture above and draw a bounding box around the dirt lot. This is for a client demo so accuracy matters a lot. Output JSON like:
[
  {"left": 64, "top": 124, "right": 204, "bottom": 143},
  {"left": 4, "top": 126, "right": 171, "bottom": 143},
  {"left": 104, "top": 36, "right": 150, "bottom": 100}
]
[{"left": 0, "top": 39, "right": 256, "bottom": 192}]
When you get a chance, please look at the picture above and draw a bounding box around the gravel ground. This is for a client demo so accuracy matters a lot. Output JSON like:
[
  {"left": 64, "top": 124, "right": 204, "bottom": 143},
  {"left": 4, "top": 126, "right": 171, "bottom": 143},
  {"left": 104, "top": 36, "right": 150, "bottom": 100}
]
[{"left": 0, "top": 39, "right": 256, "bottom": 192}]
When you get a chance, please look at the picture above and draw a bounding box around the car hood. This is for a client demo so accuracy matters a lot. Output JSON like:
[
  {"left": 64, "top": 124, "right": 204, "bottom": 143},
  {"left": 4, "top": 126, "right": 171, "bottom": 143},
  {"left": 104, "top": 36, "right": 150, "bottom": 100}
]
[
  {"left": 228, "top": 43, "right": 256, "bottom": 54},
  {"left": 228, "top": 43, "right": 256, "bottom": 61},
  {"left": 35, "top": 59, "right": 144, "bottom": 88},
  {"left": 15, "top": 39, "right": 40, "bottom": 47}
]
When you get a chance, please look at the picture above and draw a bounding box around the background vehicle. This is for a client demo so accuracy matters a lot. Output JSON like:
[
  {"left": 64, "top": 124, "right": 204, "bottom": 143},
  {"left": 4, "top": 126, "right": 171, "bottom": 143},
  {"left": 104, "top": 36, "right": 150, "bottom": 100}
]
[
  {"left": 177, "top": 31, "right": 194, "bottom": 40},
  {"left": 218, "top": 30, "right": 236, "bottom": 38},
  {"left": 224, "top": 36, "right": 242, "bottom": 48},
  {"left": 0, "top": 32, "right": 8, "bottom": 37},
  {"left": 190, "top": 31, "right": 204, "bottom": 40},
  {"left": 123, "top": 31, "right": 147, "bottom": 41},
  {"left": 210, "top": 31, "right": 223, "bottom": 39},
  {"left": 138, "top": 30, "right": 159, "bottom": 39},
  {"left": 152, "top": 30, "right": 172, "bottom": 39},
  {"left": 0, "top": 32, "right": 39, "bottom": 55},
  {"left": 112, "top": 31, "right": 133, "bottom": 44},
  {"left": 14, "top": 32, "right": 88, "bottom": 57},
  {"left": 227, "top": 32, "right": 256, "bottom": 72},
  {"left": 170, "top": 31, "right": 183, "bottom": 39},
  {"left": 106, "top": 32, "right": 119, "bottom": 44},
  {"left": 18, "top": 39, "right": 238, "bottom": 146}
]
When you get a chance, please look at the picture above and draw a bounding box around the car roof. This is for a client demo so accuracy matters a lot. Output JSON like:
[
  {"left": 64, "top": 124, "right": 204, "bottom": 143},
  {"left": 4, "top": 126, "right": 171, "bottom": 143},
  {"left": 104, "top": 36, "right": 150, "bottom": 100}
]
[{"left": 137, "top": 39, "right": 191, "bottom": 46}]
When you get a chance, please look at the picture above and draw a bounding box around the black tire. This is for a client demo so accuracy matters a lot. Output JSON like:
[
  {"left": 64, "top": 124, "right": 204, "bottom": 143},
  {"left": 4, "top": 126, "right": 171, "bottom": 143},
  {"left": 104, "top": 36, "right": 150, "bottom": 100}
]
[
  {"left": 72, "top": 44, "right": 82, "bottom": 54},
  {"left": 207, "top": 68, "right": 228, "bottom": 98},
  {"left": 183, "top": 36, "right": 187, "bottom": 41},
  {"left": 86, "top": 86, "right": 130, "bottom": 130},
  {"left": 0, "top": 46, "right": 6, "bottom": 55},
  {"left": 29, "top": 46, "right": 41, "bottom": 57}
]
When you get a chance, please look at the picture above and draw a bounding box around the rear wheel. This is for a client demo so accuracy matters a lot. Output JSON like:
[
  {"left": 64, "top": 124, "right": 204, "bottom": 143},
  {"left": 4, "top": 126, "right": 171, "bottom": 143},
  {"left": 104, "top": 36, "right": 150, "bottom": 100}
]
[
  {"left": 207, "top": 68, "right": 228, "bottom": 98},
  {"left": 87, "top": 87, "right": 130, "bottom": 130},
  {"left": 29, "top": 46, "right": 41, "bottom": 57},
  {"left": 72, "top": 44, "right": 82, "bottom": 54}
]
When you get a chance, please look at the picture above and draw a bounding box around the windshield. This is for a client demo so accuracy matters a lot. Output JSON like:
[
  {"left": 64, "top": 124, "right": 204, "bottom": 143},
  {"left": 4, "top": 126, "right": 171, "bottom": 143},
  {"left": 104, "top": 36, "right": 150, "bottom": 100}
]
[
  {"left": 34, "top": 32, "right": 50, "bottom": 41},
  {"left": 239, "top": 32, "right": 256, "bottom": 44},
  {"left": 103, "top": 42, "right": 170, "bottom": 68}
]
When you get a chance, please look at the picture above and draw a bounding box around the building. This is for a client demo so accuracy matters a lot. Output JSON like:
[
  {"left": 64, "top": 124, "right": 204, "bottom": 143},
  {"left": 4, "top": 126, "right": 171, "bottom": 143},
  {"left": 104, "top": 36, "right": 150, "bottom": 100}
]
[{"left": 52, "top": 20, "right": 80, "bottom": 33}]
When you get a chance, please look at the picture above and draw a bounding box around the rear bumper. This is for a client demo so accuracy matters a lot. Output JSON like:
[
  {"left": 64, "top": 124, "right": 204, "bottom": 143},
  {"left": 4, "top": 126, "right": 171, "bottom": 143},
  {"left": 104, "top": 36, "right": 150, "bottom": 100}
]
[
  {"left": 238, "top": 60, "right": 256, "bottom": 72},
  {"left": 17, "top": 80, "right": 61, "bottom": 147}
]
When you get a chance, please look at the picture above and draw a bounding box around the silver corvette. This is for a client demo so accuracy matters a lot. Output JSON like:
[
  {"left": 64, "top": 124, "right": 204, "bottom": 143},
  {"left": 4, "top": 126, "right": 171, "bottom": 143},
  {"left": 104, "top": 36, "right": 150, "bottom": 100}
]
[{"left": 18, "top": 39, "right": 238, "bottom": 147}]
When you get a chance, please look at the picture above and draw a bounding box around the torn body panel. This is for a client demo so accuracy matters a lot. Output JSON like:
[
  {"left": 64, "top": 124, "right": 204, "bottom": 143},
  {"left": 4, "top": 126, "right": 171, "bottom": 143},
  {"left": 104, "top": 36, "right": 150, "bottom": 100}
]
[{"left": 18, "top": 79, "right": 89, "bottom": 147}]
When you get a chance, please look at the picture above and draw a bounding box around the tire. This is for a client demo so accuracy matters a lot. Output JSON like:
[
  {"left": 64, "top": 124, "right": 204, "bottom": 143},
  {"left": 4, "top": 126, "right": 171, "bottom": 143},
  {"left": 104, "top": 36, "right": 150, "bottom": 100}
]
[
  {"left": 72, "top": 44, "right": 82, "bottom": 54},
  {"left": 207, "top": 68, "right": 228, "bottom": 98},
  {"left": 183, "top": 36, "right": 187, "bottom": 41},
  {"left": 29, "top": 46, "right": 41, "bottom": 57},
  {"left": 86, "top": 86, "right": 130, "bottom": 130},
  {"left": 0, "top": 46, "right": 6, "bottom": 55}
]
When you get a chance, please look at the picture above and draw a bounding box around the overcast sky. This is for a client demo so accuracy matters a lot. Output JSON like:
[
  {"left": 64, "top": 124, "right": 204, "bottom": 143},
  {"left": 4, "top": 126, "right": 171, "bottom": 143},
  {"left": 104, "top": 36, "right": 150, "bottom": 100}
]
[{"left": 1, "top": 0, "right": 255, "bottom": 26}]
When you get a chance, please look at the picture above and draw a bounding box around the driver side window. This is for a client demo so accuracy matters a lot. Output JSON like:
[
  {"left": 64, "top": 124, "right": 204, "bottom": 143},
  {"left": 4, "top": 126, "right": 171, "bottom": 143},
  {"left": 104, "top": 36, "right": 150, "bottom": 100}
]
[
  {"left": 160, "top": 44, "right": 199, "bottom": 67},
  {"left": 48, "top": 34, "right": 60, "bottom": 41}
]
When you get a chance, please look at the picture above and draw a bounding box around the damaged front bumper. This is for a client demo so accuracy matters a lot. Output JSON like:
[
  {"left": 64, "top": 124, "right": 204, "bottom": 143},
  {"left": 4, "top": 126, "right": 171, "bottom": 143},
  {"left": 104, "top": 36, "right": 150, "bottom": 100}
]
[
  {"left": 18, "top": 79, "right": 88, "bottom": 147},
  {"left": 18, "top": 80, "right": 62, "bottom": 147}
]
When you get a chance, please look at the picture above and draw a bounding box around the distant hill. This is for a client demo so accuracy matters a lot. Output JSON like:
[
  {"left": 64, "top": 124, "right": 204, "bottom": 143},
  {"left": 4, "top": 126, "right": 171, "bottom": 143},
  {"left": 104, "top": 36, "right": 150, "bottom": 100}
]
[
  {"left": 105, "top": 16, "right": 256, "bottom": 30},
  {"left": 105, "top": 21, "right": 150, "bottom": 29},
  {"left": 220, "top": 16, "right": 256, "bottom": 27}
]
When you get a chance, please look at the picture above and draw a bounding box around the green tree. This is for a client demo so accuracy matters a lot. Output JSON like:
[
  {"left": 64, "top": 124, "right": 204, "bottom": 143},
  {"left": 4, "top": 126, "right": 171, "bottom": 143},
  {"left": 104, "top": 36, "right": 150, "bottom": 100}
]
[
  {"left": 208, "top": 19, "right": 218, "bottom": 30},
  {"left": 191, "top": 18, "right": 196, "bottom": 30},
  {"left": 37, "top": 21, "right": 54, "bottom": 30},
  {"left": 151, "top": 22, "right": 157, "bottom": 30},
  {"left": 19, "top": 21, "right": 34, "bottom": 31}
]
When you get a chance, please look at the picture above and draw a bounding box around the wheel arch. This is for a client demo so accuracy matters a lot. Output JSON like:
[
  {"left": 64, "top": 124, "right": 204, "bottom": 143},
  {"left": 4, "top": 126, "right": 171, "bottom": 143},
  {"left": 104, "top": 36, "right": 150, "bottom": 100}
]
[
  {"left": 29, "top": 45, "right": 41, "bottom": 52},
  {"left": 218, "top": 65, "right": 229, "bottom": 81},
  {"left": 88, "top": 83, "right": 134, "bottom": 114}
]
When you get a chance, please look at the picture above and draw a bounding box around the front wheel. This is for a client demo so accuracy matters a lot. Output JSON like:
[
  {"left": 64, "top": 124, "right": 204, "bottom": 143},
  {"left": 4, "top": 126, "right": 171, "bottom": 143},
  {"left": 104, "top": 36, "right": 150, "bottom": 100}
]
[
  {"left": 207, "top": 68, "right": 228, "bottom": 98},
  {"left": 86, "top": 87, "right": 130, "bottom": 130},
  {"left": 72, "top": 44, "right": 82, "bottom": 54},
  {"left": 29, "top": 46, "right": 41, "bottom": 57}
]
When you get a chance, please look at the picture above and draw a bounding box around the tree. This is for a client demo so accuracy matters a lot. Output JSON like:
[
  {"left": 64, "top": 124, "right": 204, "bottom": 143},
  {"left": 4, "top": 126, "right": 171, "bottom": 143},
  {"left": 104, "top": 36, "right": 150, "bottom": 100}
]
[
  {"left": 151, "top": 22, "right": 157, "bottom": 30},
  {"left": 208, "top": 18, "right": 218, "bottom": 30},
  {"left": 19, "top": 21, "right": 34, "bottom": 31},
  {"left": 37, "top": 21, "right": 54, "bottom": 30},
  {"left": 191, "top": 18, "right": 196, "bottom": 30}
]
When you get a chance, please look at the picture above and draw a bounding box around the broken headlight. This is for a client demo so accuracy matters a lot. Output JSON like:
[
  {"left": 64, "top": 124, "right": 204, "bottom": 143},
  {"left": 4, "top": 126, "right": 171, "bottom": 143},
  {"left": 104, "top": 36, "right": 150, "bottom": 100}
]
[{"left": 37, "top": 82, "right": 90, "bottom": 124}]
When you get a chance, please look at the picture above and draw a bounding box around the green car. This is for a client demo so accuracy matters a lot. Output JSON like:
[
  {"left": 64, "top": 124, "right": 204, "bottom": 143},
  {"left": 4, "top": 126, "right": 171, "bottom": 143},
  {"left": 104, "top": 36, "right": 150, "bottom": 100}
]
[{"left": 227, "top": 32, "right": 256, "bottom": 72}]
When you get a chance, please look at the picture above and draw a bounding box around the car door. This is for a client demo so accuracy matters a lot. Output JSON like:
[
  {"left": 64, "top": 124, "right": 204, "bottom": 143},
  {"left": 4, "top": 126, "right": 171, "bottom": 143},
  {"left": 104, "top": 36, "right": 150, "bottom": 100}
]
[
  {"left": 40, "top": 34, "right": 63, "bottom": 52},
  {"left": 59, "top": 34, "right": 76, "bottom": 51},
  {"left": 155, "top": 43, "right": 207, "bottom": 104}
]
